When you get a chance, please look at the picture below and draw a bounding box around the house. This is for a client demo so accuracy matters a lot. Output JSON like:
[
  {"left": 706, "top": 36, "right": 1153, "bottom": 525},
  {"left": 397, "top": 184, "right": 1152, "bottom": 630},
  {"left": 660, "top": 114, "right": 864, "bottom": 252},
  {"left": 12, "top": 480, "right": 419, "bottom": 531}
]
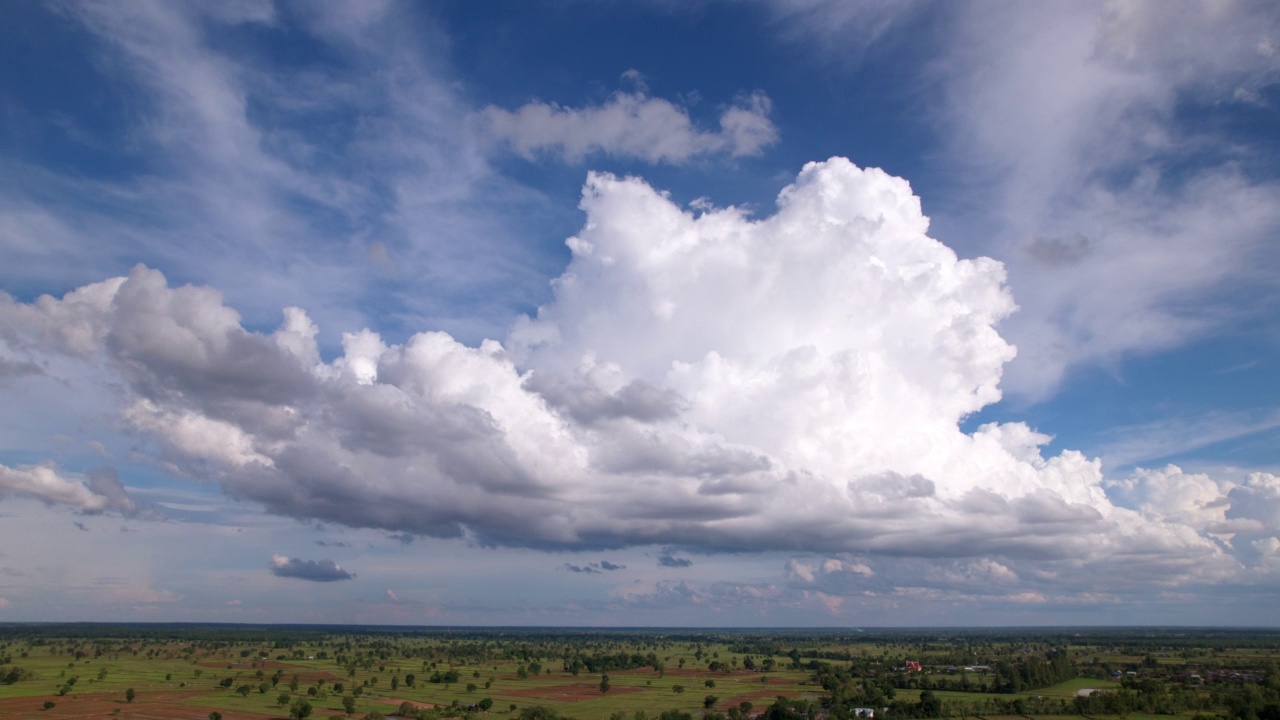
[
  {"left": 853, "top": 708, "right": 875, "bottom": 718},
  {"left": 905, "top": 661, "right": 922, "bottom": 672}
]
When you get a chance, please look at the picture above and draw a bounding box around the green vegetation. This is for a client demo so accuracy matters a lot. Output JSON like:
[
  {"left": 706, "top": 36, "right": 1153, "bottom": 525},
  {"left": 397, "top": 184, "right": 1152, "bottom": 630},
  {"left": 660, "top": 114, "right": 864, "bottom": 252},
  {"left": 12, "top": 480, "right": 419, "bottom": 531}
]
[{"left": 0, "top": 626, "right": 1274, "bottom": 720}]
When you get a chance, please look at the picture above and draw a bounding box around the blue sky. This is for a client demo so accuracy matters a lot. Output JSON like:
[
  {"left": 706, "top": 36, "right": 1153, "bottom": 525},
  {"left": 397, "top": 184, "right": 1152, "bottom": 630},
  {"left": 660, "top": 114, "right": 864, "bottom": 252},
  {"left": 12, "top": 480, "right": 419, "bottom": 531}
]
[{"left": 1, "top": 0, "right": 1278, "bottom": 626}]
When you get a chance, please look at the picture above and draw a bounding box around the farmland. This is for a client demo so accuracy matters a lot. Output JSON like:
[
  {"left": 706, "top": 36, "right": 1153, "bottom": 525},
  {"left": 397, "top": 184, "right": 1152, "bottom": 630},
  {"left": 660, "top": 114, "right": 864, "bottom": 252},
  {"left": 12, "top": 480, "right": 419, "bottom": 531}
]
[{"left": 0, "top": 626, "right": 1275, "bottom": 720}]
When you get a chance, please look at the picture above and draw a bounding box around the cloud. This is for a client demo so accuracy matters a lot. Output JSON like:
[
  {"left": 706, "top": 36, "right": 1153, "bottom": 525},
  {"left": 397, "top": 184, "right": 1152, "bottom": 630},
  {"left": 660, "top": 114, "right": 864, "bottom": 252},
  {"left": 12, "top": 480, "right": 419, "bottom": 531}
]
[
  {"left": 1093, "top": 410, "right": 1280, "bottom": 470},
  {"left": 384, "top": 588, "right": 433, "bottom": 607},
  {"left": 0, "top": 159, "right": 1273, "bottom": 597},
  {"left": 2, "top": 0, "right": 560, "bottom": 351},
  {"left": 268, "top": 555, "right": 355, "bottom": 582},
  {"left": 761, "top": 1, "right": 1280, "bottom": 400},
  {"left": 0, "top": 357, "right": 42, "bottom": 383},
  {"left": 85, "top": 468, "right": 138, "bottom": 516},
  {"left": 763, "top": 0, "right": 923, "bottom": 59},
  {"left": 657, "top": 552, "right": 693, "bottom": 568},
  {"left": 930, "top": 1, "right": 1280, "bottom": 398},
  {"left": 107, "top": 586, "right": 181, "bottom": 604},
  {"left": 480, "top": 81, "right": 778, "bottom": 164},
  {"left": 1105, "top": 465, "right": 1231, "bottom": 532},
  {"left": 561, "top": 560, "right": 627, "bottom": 574},
  {"left": 0, "top": 463, "right": 137, "bottom": 515}
]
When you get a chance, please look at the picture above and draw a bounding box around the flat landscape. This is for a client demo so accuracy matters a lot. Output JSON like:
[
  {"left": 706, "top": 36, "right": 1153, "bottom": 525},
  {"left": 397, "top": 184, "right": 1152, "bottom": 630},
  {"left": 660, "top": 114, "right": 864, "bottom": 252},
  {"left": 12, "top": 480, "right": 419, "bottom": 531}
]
[{"left": 0, "top": 627, "right": 1276, "bottom": 720}]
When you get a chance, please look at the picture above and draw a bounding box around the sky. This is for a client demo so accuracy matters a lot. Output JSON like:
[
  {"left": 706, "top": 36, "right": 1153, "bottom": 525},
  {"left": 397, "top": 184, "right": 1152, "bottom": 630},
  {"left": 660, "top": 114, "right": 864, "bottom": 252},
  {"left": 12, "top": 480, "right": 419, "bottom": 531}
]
[{"left": 0, "top": 0, "right": 1278, "bottom": 627}]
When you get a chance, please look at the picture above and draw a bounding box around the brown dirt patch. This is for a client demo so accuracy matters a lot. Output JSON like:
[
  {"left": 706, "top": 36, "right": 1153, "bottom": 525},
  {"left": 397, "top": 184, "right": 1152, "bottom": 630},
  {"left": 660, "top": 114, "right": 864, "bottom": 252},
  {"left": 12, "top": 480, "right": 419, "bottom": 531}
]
[
  {"left": 380, "top": 698, "right": 442, "bottom": 711},
  {"left": 196, "top": 660, "right": 303, "bottom": 671},
  {"left": 505, "top": 683, "right": 646, "bottom": 701},
  {"left": 0, "top": 690, "right": 282, "bottom": 720},
  {"left": 653, "top": 668, "right": 746, "bottom": 678}
]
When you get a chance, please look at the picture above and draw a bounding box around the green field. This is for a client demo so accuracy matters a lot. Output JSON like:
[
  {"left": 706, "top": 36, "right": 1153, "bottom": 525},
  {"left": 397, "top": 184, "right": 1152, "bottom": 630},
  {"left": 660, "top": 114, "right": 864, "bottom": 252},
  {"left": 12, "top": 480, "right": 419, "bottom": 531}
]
[{"left": 0, "top": 626, "right": 1275, "bottom": 720}]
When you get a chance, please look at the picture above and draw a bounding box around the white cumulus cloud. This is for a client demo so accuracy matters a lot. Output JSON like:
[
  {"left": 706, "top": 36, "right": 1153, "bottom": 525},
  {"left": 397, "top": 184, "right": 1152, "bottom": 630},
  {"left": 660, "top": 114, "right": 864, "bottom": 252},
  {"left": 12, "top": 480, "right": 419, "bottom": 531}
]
[{"left": 0, "top": 158, "right": 1273, "bottom": 599}]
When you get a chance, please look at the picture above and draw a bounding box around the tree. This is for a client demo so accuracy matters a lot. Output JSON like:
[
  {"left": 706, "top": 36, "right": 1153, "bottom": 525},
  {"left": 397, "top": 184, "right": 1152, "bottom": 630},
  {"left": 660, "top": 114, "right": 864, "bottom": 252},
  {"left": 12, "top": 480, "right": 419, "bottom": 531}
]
[
  {"left": 209, "top": 713, "right": 221, "bottom": 720},
  {"left": 479, "top": 698, "right": 494, "bottom": 711},
  {"left": 125, "top": 688, "right": 136, "bottom": 703},
  {"left": 919, "top": 689, "right": 942, "bottom": 718},
  {"left": 290, "top": 697, "right": 314, "bottom": 720},
  {"left": 238, "top": 684, "right": 252, "bottom": 697},
  {"left": 600, "top": 674, "right": 611, "bottom": 694},
  {"left": 279, "top": 692, "right": 292, "bottom": 706},
  {"left": 467, "top": 682, "right": 478, "bottom": 692},
  {"left": 705, "top": 696, "right": 719, "bottom": 709},
  {"left": 43, "top": 701, "right": 55, "bottom": 710},
  {"left": 705, "top": 680, "right": 716, "bottom": 688},
  {"left": 517, "top": 707, "right": 563, "bottom": 720},
  {"left": 343, "top": 696, "right": 357, "bottom": 716},
  {"left": 673, "top": 685, "right": 685, "bottom": 694}
]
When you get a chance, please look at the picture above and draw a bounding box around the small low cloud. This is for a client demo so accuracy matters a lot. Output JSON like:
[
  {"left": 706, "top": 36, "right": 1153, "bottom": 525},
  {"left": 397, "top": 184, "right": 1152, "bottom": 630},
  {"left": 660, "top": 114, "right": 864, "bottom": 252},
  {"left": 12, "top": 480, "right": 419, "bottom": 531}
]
[
  {"left": 561, "top": 560, "right": 627, "bottom": 574},
  {"left": 657, "top": 551, "right": 693, "bottom": 568},
  {"left": 269, "top": 554, "right": 354, "bottom": 582},
  {"left": 108, "top": 586, "right": 180, "bottom": 604},
  {"left": 0, "top": 463, "right": 137, "bottom": 515},
  {"left": 480, "top": 74, "right": 777, "bottom": 164},
  {"left": 0, "top": 357, "right": 43, "bottom": 385},
  {"left": 384, "top": 588, "right": 430, "bottom": 607},
  {"left": 73, "top": 521, "right": 89, "bottom": 532}
]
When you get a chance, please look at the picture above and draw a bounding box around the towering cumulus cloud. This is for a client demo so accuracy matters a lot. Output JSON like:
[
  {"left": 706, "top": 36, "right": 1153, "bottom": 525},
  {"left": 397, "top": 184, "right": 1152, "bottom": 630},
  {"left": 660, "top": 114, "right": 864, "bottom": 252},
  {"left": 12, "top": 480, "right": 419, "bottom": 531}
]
[{"left": 1, "top": 159, "right": 1270, "bottom": 590}]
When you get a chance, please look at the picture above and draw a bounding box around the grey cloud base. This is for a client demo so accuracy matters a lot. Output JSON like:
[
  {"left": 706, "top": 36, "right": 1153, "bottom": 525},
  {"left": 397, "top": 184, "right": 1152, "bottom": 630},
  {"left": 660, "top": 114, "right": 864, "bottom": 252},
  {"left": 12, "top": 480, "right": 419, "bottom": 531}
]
[
  {"left": 1, "top": 159, "right": 1276, "bottom": 599},
  {"left": 269, "top": 555, "right": 354, "bottom": 582}
]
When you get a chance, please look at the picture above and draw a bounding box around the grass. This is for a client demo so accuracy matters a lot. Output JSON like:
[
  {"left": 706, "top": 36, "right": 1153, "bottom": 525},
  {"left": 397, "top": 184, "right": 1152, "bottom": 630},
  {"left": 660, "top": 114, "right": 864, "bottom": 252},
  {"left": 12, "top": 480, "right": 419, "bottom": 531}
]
[{"left": 1029, "top": 677, "right": 1121, "bottom": 699}]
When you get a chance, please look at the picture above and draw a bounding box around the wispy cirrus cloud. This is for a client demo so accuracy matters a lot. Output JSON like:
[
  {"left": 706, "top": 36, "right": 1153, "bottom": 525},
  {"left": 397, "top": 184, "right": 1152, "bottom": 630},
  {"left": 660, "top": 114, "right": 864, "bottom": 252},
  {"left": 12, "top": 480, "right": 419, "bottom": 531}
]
[
  {"left": 934, "top": 1, "right": 1280, "bottom": 400},
  {"left": 2, "top": 1, "right": 560, "bottom": 346},
  {"left": 763, "top": 0, "right": 1280, "bottom": 402}
]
